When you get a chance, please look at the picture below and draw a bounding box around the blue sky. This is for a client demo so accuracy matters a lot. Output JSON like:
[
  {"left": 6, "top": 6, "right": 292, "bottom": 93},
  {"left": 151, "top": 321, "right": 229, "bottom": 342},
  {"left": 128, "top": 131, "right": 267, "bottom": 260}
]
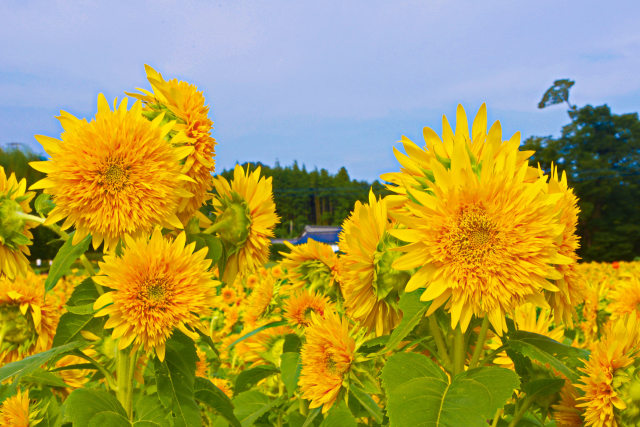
[{"left": 1, "top": 0, "right": 639, "bottom": 181}]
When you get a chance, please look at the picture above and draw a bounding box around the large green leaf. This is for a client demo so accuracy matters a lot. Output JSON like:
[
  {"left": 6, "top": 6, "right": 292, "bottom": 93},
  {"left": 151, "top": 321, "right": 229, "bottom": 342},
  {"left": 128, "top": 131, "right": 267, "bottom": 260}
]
[
  {"left": 195, "top": 377, "right": 241, "bottom": 427},
  {"left": 134, "top": 393, "right": 169, "bottom": 426},
  {"left": 280, "top": 352, "right": 302, "bottom": 397},
  {"left": 89, "top": 411, "right": 131, "bottom": 427},
  {"left": 505, "top": 331, "right": 588, "bottom": 381},
  {"left": 320, "top": 400, "right": 357, "bottom": 427},
  {"left": 349, "top": 384, "right": 383, "bottom": 424},
  {"left": 63, "top": 388, "right": 127, "bottom": 427},
  {"left": 232, "top": 390, "right": 280, "bottom": 427},
  {"left": 235, "top": 365, "right": 279, "bottom": 393},
  {"left": 0, "top": 341, "right": 82, "bottom": 383},
  {"left": 44, "top": 232, "right": 92, "bottom": 291},
  {"left": 153, "top": 331, "right": 200, "bottom": 427},
  {"left": 382, "top": 352, "right": 518, "bottom": 426},
  {"left": 52, "top": 312, "right": 106, "bottom": 347},
  {"left": 379, "top": 290, "right": 428, "bottom": 353}
]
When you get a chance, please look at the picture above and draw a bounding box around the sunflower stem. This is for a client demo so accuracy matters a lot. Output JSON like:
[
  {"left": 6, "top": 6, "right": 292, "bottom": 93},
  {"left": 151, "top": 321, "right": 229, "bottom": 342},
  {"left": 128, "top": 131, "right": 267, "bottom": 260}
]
[
  {"left": 203, "top": 216, "right": 233, "bottom": 235},
  {"left": 116, "top": 348, "right": 134, "bottom": 420},
  {"left": 428, "top": 315, "right": 452, "bottom": 371},
  {"left": 490, "top": 407, "right": 503, "bottom": 427},
  {"left": 14, "top": 211, "right": 45, "bottom": 224},
  {"left": 452, "top": 326, "right": 465, "bottom": 376},
  {"left": 469, "top": 316, "right": 490, "bottom": 369},
  {"left": 508, "top": 395, "right": 534, "bottom": 427}
]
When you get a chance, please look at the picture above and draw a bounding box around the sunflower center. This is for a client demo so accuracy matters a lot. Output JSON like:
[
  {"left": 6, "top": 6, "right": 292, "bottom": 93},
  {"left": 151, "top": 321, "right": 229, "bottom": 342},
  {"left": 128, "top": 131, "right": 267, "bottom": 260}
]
[
  {"left": 101, "top": 162, "right": 129, "bottom": 192},
  {"left": 140, "top": 276, "right": 170, "bottom": 305},
  {"left": 451, "top": 206, "right": 495, "bottom": 261},
  {"left": 373, "top": 232, "right": 411, "bottom": 302},
  {"left": 0, "top": 304, "right": 37, "bottom": 351}
]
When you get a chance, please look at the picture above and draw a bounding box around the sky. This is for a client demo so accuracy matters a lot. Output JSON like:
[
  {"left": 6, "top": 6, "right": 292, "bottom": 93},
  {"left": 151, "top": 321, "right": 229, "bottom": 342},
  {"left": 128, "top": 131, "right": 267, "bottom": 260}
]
[{"left": 1, "top": 0, "right": 639, "bottom": 182}]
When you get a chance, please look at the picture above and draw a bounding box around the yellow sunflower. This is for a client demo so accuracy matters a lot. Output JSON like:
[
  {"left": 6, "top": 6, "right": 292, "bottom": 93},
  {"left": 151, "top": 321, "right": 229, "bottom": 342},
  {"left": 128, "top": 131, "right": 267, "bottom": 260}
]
[
  {"left": 0, "top": 272, "right": 60, "bottom": 365},
  {"left": 299, "top": 311, "right": 358, "bottom": 413},
  {"left": 0, "top": 167, "right": 36, "bottom": 279},
  {"left": 284, "top": 290, "right": 333, "bottom": 328},
  {"left": 210, "top": 164, "right": 279, "bottom": 283},
  {"left": 608, "top": 273, "right": 640, "bottom": 319},
  {"left": 552, "top": 382, "right": 584, "bottom": 427},
  {"left": 0, "top": 390, "right": 39, "bottom": 427},
  {"left": 209, "top": 300, "right": 240, "bottom": 339},
  {"left": 339, "top": 191, "right": 410, "bottom": 336},
  {"left": 388, "top": 105, "right": 572, "bottom": 334},
  {"left": 93, "top": 229, "right": 218, "bottom": 361},
  {"left": 210, "top": 377, "right": 234, "bottom": 399},
  {"left": 577, "top": 313, "right": 640, "bottom": 426},
  {"left": 128, "top": 65, "right": 216, "bottom": 222},
  {"left": 243, "top": 273, "right": 277, "bottom": 325},
  {"left": 545, "top": 165, "right": 583, "bottom": 325},
  {"left": 280, "top": 239, "right": 341, "bottom": 299},
  {"left": 30, "top": 95, "right": 192, "bottom": 251}
]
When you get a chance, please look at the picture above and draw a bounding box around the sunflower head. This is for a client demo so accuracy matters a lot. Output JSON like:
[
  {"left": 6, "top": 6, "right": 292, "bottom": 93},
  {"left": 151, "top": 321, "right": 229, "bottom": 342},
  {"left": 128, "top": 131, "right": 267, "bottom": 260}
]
[
  {"left": 30, "top": 95, "right": 192, "bottom": 251},
  {"left": 299, "top": 311, "right": 358, "bottom": 413},
  {"left": 0, "top": 389, "right": 40, "bottom": 427},
  {"left": 128, "top": 65, "right": 217, "bottom": 222},
  {"left": 284, "top": 290, "right": 333, "bottom": 328},
  {"left": 0, "top": 167, "right": 36, "bottom": 279},
  {"left": 280, "top": 239, "right": 340, "bottom": 299},
  {"left": 388, "top": 104, "right": 573, "bottom": 335},
  {"left": 0, "top": 272, "right": 60, "bottom": 365},
  {"left": 93, "top": 229, "right": 218, "bottom": 361},
  {"left": 210, "top": 165, "right": 279, "bottom": 283}
]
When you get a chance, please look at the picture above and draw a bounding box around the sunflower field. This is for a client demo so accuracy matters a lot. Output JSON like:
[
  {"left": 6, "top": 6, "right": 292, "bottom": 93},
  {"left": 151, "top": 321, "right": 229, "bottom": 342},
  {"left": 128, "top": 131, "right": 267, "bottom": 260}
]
[{"left": 0, "top": 66, "right": 638, "bottom": 427}]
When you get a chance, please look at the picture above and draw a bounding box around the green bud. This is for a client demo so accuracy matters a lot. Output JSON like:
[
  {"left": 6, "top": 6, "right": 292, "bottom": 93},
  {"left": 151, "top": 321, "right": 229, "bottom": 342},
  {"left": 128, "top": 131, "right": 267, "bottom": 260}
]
[
  {"left": 0, "top": 196, "right": 31, "bottom": 249},
  {"left": 0, "top": 304, "right": 37, "bottom": 355},
  {"left": 373, "top": 232, "right": 411, "bottom": 304}
]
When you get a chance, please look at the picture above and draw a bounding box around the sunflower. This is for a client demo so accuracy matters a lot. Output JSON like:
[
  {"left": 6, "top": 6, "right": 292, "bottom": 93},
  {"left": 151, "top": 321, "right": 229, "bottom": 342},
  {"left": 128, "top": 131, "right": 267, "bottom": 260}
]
[
  {"left": 280, "top": 239, "right": 341, "bottom": 299},
  {"left": 210, "top": 378, "right": 234, "bottom": 399},
  {"left": 0, "top": 390, "right": 39, "bottom": 427},
  {"left": 55, "top": 354, "right": 91, "bottom": 391},
  {"left": 243, "top": 273, "right": 277, "bottom": 325},
  {"left": 93, "top": 229, "right": 218, "bottom": 361},
  {"left": 545, "top": 165, "right": 583, "bottom": 325},
  {"left": 299, "top": 311, "right": 357, "bottom": 413},
  {"left": 30, "top": 95, "right": 192, "bottom": 251},
  {"left": 388, "top": 105, "right": 572, "bottom": 334},
  {"left": 210, "top": 164, "right": 279, "bottom": 283},
  {"left": 235, "top": 321, "right": 293, "bottom": 368},
  {"left": 339, "top": 191, "right": 410, "bottom": 336},
  {"left": 552, "top": 382, "right": 584, "bottom": 427},
  {"left": 284, "top": 290, "right": 333, "bottom": 328},
  {"left": 577, "top": 313, "right": 640, "bottom": 426},
  {"left": 0, "top": 272, "right": 60, "bottom": 365},
  {"left": 128, "top": 65, "right": 216, "bottom": 222},
  {"left": 209, "top": 300, "right": 240, "bottom": 339},
  {"left": 608, "top": 273, "right": 640, "bottom": 319},
  {"left": 0, "top": 167, "right": 36, "bottom": 279}
]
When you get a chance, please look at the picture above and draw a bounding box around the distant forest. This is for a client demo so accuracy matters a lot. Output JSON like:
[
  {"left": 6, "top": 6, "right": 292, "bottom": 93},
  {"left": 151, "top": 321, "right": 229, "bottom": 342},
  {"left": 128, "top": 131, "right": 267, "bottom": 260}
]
[{"left": 215, "top": 162, "right": 389, "bottom": 239}]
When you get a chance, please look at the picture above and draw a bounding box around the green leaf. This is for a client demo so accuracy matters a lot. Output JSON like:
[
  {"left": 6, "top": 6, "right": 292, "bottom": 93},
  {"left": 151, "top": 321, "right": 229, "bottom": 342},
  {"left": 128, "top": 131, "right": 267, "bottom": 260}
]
[
  {"left": 320, "top": 400, "right": 357, "bottom": 427},
  {"left": 134, "top": 393, "right": 169, "bottom": 426},
  {"left": 235, "top": 365, "right": 279, "bottom": 393},
  {"left": 379, "top": 290, "right": 428, "bottom": 353},
  {"left": 522, "top": 378, "right": 565, "bottom": 398},
  {"left": 153, "top": 331, "right": 200, "bottom": 427},
  {"left": 52, "top": 312, "right": 106, "bottom": 347},
  {"left": 198, "top": 233, "right": 224, "bottom": 263},
  {"left": 282, "top": 333, "right": 302, "bottom": 353},
  {"left": 35, "top": 193, "right": 55, "bottom": 216},
  {"left": 89, "top": 411, "right": 131, "bottom": 427},
  {"left": 505, "top": 331, "right": 588, "bottom": 381},
  {"left": 44, "top": 232, "right": 92, "bottom": 291},
  {"left": 382, "top": 352, "right": 518, "bottom": 427},
  {"left": 195, "top": 377, "right": 241, "bottom": 427},
  {"left": 280, "top": 352, "right": 302, "bottom": 397},
  {"left": 228, "top": 320, "right": 288, "bottom": 349},
  {"left": 301, "top": 407, "right": 322, "bottom": 427},
  {"left": 20, "top": 368, "right": 68, "bottom": 388},
  {"left": 63, "top": 389, "right": 127, "bottom": 427},
  {"left": 232, "top": 390, "right": 280, "bottom": 427},
  {"left": 0, "top": 341, "right": 82, "bottom": 383},
  {"left": 349, "top": 384, "right": 383, "bottom": 424}
]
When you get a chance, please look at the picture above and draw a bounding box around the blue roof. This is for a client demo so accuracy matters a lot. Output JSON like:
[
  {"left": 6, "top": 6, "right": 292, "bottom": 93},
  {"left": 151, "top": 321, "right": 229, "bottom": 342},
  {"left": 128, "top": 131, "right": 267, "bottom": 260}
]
[{"left": 274, "top": 225, "right": 342, "bottom": 245}]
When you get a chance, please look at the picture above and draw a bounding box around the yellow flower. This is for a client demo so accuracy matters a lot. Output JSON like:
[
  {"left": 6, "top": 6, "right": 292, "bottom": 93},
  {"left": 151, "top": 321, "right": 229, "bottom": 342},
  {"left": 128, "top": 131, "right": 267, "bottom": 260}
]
[
  {"left": 93, "top": 229, "right": 218, "bottom": 361},
  {"left": 284, "top": 290, "right": 333, "bottom": 328},
  {"left": 339, "top": 192, "right": 409, "bottom": 336},
  {"left": 299, "top": 311, "right": 357, "bottom": 413},
  {"left": 545, "top": 165, "right": 584, "bottom": 325},
  {"left": 0, "top": 272, "right": 60, "bottom": 365},
  {"left": 244, "top": 274, "right": 276, "bottom": 325},
  {"left": 55, "top": 354, "right": 91, "bottom": 391},
  {"left": 552, "top": 382, "right": 584, "bottom": 427},
  {"left": 577, "top": 313, "right": 640, "bottom": 426},
  {"left": 30, "top": 95, "right": 192, "bottom": 251},
  {"left": 210, "top": 164, "right": 279, "bottom": 283},
  {"left": 0, "top": 389, "right": 39, "bottom": 427},
  {"left": 280, "top": 239, "right": 340, "bottom": 299},
  {"left": 210, "top": 377, "right": 234, "bottom": 399},
  {"left": 128, "top": 65, "right": 216, "bottom": 222},
  {"left": 0, "top": 167, "right": 36, "bottom": 279},
  {"left": 388, "top": 105, "right": 572, "bottom": 334},
  {"left": 196, "top": 348, "right": 210, "bottom": 378},
  {"left": 608, "top": 273, "right": 640, "bottom": 319}
]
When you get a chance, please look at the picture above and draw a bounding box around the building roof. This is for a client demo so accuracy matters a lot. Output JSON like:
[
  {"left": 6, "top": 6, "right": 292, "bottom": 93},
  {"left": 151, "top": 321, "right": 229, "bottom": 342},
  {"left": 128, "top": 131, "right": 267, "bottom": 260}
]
[{"left": 271, "top": 225, "right": 341, "bottom": 245}]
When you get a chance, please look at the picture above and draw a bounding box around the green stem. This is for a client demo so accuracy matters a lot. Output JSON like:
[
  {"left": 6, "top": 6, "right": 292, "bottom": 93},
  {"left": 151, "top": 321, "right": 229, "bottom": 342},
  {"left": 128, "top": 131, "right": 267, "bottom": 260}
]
[
  {"left": 469, "top": 317, "right": 490, "bottom": 369},
  {"left": 453, "top": 326, "right": 466, "bottom": 375},
  {"left": 116, "top": 348, "right": 134, "bottom": 420},
  {"left": 0, "top": 323, "right": 9, "bottom": 351},
  {"left": 508, "top": 395, "right": 534, "bottom": 427},
  {"left": 15, "top": 211, "right": 45, "bottom": 224},
  {"left": 490, "top": 408, "right": 503, "bottom": 427},
  {"left": 203, "top": 216, "right": 232, "bottom": 235},
  {"left": 428, "top": 315, "right": 452, "bottom": 370}
]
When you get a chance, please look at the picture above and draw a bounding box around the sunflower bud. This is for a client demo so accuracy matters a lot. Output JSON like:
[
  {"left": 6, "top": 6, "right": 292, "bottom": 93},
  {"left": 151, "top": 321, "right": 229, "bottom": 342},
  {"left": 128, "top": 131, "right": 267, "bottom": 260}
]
[
  {"left": 373, "top": 233, "right": 411, "bottom": 303},
  {"left": 0, "top": 304, "right": 37, "bottom": 355},
  {"left": 0, "top": 197, "right": 30, "bottom": 250}
]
